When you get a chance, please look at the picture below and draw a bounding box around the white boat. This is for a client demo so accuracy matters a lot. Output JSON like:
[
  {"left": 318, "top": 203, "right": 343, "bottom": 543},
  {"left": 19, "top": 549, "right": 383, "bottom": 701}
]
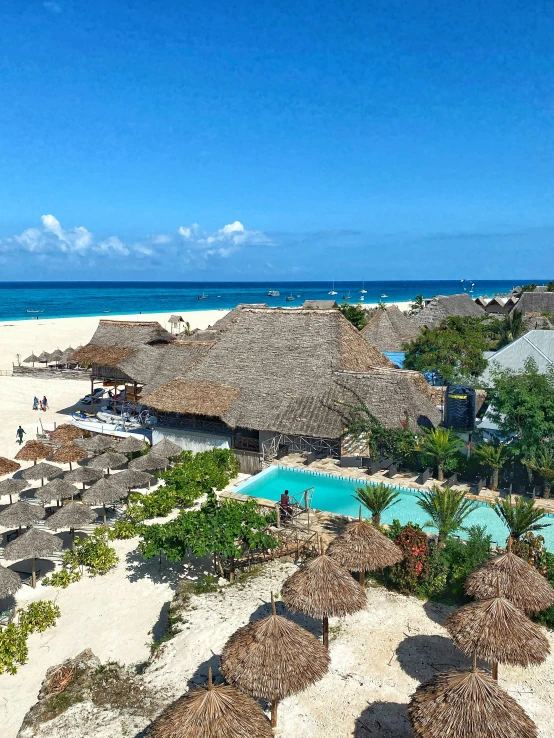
[
  {"left": 360, "top": 282, "right": 367, "bottom": 294},
  {"left": 26, "top": 309, "right": 43, "bottom": 314},
  {"left": 328, "top": 281, "right": 338, "bottom": 296},
  {"left": 381, "top": 294, "right": 387, "bottom": 298},
  {"left": 70, "top": 415, "right": 150, "bottom": 439},
  {"left": 197, "top": 293, "right": 207, "bottom": 300},
  {"left": 285, "top": 294, "right": 295, "bottom": 302},
  {"left": 342, "top": 293, "right": 351, "bottom": 300},
  {"left": 359, "top": 295, "right": 365, "bottom": 301},
  {"left": 267, "top": 290, "right": 280, "bottom": 296}
]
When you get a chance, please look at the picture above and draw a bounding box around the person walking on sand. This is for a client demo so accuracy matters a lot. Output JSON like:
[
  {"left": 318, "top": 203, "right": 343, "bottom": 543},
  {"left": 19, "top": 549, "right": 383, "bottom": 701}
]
[
  {"left": 16, "top": 426, "right": 25, "bottom": 445},
  {"left": 42, "top": 395, "right": 48, "bottom": 411},
  {"left": 33, "top": 396, "right": 39, "bottom": 410}
]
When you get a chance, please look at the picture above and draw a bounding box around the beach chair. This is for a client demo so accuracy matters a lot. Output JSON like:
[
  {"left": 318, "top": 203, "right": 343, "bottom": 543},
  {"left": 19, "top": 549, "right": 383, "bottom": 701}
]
[
  {"left": 444, "top": 473, "right": 458, "bottom": 486},
  {"left": 276, "top": 444, "right": 289, "bottom": 460},
  {"left": 416, "top": 468, "right": 432, "bottom": 484},
  {"left": 340, "top": 456, "right": 362, "bottom": 468},
  {"left": 386, "top": 463, "right": 399, "bottom": 478},
  {"left": 304, "top": 451, "right": 318, "bottom": 466}
]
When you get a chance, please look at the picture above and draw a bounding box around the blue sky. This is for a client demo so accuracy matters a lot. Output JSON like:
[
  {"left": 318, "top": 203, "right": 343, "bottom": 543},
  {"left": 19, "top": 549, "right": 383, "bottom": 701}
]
[{"left": 1, "top": 0, "right": 553, "bottom": 280}]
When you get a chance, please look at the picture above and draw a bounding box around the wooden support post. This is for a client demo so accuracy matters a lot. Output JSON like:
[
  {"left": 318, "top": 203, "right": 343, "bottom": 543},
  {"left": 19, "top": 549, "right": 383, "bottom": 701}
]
[
  {"left": 492, "top": 662, "right": 498, "bottom": 681},
  {"left": 275, "top": 503, "right": 280, "bottom": 529},
  {"left": 31, "top": 557, "right": 37, "bottom": 589},
  {"left": 323, "top": 615, "right": 329, "bottom": 648},
  {"left": 271, "top": 699, "right": 278, "bottom": 728}
]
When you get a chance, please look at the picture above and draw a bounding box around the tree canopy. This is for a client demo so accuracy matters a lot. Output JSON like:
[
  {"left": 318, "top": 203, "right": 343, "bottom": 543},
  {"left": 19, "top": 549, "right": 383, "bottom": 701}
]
[
  {"left": 402, "top": 316, "right": 488, "bottom": 384},
  {"left": 339, "top": 302, "right": 367, "bottom": 330}
]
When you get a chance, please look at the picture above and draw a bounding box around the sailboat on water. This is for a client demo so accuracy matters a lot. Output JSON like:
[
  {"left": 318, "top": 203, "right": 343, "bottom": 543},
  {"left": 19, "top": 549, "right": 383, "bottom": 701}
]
[
  {"left": 360, "top": 281, "right": 367, "bottom": 294},
  {"left": 328, "top": 281, "right": 338, "bottom": 295}
]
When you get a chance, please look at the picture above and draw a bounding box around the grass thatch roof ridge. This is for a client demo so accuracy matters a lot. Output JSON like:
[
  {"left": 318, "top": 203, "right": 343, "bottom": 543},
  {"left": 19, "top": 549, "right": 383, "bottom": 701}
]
[
  {"left": 512, "top": 292, "right": 554, "bottom": 315},
  {"left": 361, "top": 305, "right": 420, "bottom": 351},
  {"left": 71, "top": 319, "right": 174, "bottom": 365},
  {"left": 414, "top": 293, "right": 485, "bottom": 329},
  {"left": 0, "top": 500, "right": 45, "bottom": 528},
  {"left": 4, "top": 527, "right": 63, "bottom": 561}
]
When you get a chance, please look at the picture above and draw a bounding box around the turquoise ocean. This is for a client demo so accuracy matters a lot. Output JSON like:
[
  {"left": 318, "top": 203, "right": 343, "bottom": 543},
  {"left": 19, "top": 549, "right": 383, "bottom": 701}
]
[{"left": 0, "top": 280, "right": 522, "bottom": 322}]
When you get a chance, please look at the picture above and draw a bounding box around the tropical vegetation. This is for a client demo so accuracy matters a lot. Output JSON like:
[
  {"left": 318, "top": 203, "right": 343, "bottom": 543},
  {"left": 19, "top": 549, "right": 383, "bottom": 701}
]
[
  {"left": 338, "top": 302, "right": 367, "bottom": 330},
  {"left": 416, "top": 427, "right": 462, "bottom": 481},
  {"left": 0, "top": 601, "right": 60, "bottom": 675},
  {"left": 416, "top": 485, "right": 479, "bottom": 544},
  {"left": 473, "top": 441, "right": 508, "bottom": 491},
  {"left": 492, "top": 496, "right": 550, "bottom": 542},
  {"left": 353, "top": 483, "right": 400, "bottom": 526}
]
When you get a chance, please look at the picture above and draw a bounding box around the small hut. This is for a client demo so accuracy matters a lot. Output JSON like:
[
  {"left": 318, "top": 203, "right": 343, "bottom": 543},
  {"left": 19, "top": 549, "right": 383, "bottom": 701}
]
[
  {"left": 281, "top": 552, "right": 366, "bottom": 647},
  {"left": 0, "top": 565, "right": 22, "bottom": 598},
  {"left": 49, "top": 424, "right": 84, "bottom": 443},
  {"left": 4, "top": 527, "right": 63, "bottom": 588},
  {"left": 146, "top": 667, "right": 273, "bottom": 738},
  {"left": 64, "top": 466, "right": 103, "bottom": 491},
  {"left": 168, "top": 315, "right": 184, "bottom": 334},
  {"left": 37, "top": 478, "right": 79, "bottom": 505},
  {"left": 46, "top": 502, "right": 97, "bottom": 547},
  {"left": 0, "top": 501, "right": 45, "bottom": 534},
  {"left": 220, "top": 595, "right": 330, "bottom": 727},
  {"left": 21, "top": 462, "right": 63, "bottom": 487},
  {"left": 15, "top": 440, "right": 52, "bottom": 465},
  {"left": 408, "top": 665, "right": 537, "bottom": 738},
  {"left": 151, "top": 437, "right": 182, "bottom": 459},
  {"left": 0, "top": 478, "right": 28, "bottom": 505},
  {"left": 82, "top": 477, "right": 121, "bottom": 526},
  {"left": 86, "top": 451, "right": 127, "bottom": 475},
  {"left": 50, "top": 442, "right": 88, "bottom": 470}
]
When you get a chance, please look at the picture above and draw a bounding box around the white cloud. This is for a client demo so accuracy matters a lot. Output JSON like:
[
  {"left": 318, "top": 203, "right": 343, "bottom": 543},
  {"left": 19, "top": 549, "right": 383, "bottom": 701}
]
[
  {"left": 97, "top": 236, "right": 129, "bottom": 255},
  {"left": 152, "top": 234, "right": 172, "bottom": 244},
  {"left": 178, "top": 223, "right": 200, "bottom": 240},
  {"left": 40, "top": 214, "right": 93, "bottom": 253},
  {"left": 177, "top": 220, "right": 270, "bottom": 258}
]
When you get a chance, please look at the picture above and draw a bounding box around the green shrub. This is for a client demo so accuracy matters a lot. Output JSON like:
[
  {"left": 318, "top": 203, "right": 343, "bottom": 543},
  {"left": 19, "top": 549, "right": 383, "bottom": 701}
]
[
  {"left": 18, "top": 600, "right": 61, "bottom": 634},
  {"left": 108, "top": 520, "right": 140, "bottom": 540},
  {"left": 67, "top": 528, "right": 119, "bottom": 576},
  {"left": 41, "top": 569, "right": 82, "bottom": 588},
  {"left": 386, "top": 526, "right": 428, "bottom": 594},
  {"left": 0, "top": 601, "right": 60, "bottom": 675}
]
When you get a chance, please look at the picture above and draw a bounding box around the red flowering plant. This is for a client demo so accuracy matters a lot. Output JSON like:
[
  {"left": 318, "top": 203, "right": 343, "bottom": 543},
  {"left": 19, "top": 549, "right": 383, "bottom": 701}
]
[{"left": 388, "top": 526, "right": 429, "bottom": 594}]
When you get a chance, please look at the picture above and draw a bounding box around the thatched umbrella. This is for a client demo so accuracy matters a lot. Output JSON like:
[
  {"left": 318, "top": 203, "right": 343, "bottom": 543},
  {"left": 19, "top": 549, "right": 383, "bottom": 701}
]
[
  {"left": 23, "top": 352, "right": 39, "bottom": 366},
  {"left": 82, "top": 477, "right": 121, "bottom": 526},
  {"left": 37, "top": 351, "right": 50, "bottom": 364},
  {"left": 281, "top": 552, "right": 366, "bottom": 647},
  {"left": 4, "top": 527, "right": 63, "bottom": 588},
  {"left": 0, "top": 457, "right": 20, "bottom": 477},
  {"left": 110, "top": 469, "right": 153, "bottom": 493},
  {"left": 49, "top": 424, "right": 84, "bottom": 443},
  {"left": 37, "top": 478, "right": 79, "bottom": 505},
  {"left": 87, "top": 451, "right": 127, "bottom": 475},
  {"left": 0, "top": 565, "right": 22, "bottom": 598},
  {"left": 408, "top": 663, "right": 537, "bottom": 738},
  {"left": 445, "top": 595, "right": 550, "bottom": 681},
  {"left": 49, "top": 348, "right": 63, "bottom": 363},
  {"left": 15, "top": 440, "right": 51, "bottom": 465},
  {"left": 151, "top": 438, "right": 182, "bottom": 458},
  {"left": 465, "top": 544, "right": 554, "bottom": 614},
  {"left": 50, "top": 442, "right": 88, "bottom": 470},
  {"left": 64, "top": 465, "right": 103, "bottom": 491},
  {"left": 117, "top": 435, "right": 147, "bottom": 456},
  {"left": 220, "top": 594, "right": 330, "bottom": 727},
  {"left": 129, "top": 452, "right": 169, "bottom": 472},
  {"left": 75, "top": 435, "right": 118, "bottom": 454},
  {"left": 21, "top": 461, "right": 63, "bottom": 487},
  {"left": 146, "top": 667, "right": 273, "bottom": 738},
  {"left": 0, "top": 478, "right": 28, "bottom": 504},
  {"left": 327, "top": 511, "right": 403, "bottom": 586},
  {"left": 46, "top": 501, "right": 97, "bottom": 548},
  {"left": 0, "top": 500, "right": 45, "bottom": 534}
]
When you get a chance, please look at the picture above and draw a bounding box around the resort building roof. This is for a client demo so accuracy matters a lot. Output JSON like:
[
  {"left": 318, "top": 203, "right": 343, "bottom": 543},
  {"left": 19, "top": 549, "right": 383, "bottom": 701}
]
[
  {"left": 71, "top": 320, "right": 174, "bottom": 365},
  {"left": 511, "top": 292, "right": 554, "bottom": 315},
  {"left": 361, "top": 305, "right": 420, "bottom": 351},
  {"left": 413, "top": 293, "right": 485, "bottom": 328},
  {"left": 480, "top": 330, "right": 554, "bottom": 386},
  {"left": 302, "top": 300, "right": 339, "bottom": 309}
]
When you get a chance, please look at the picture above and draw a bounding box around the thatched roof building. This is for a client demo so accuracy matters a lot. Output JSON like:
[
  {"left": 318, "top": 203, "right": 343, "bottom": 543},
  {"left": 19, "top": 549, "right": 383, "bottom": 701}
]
[
  {"left": 70, "top": 319, "right": 174, "bottom": 366},
  {"left": 361, "top": 305, "right": 420, "bottom": 351},
  {"left": 302, "top": 299, "right": 339, "bottom": 309},
  {"left": 511, "top": 292, "right": 554, "bottom": 316},
  {"left": 414, "top": 293, "right": 484, "bottom": 328}
]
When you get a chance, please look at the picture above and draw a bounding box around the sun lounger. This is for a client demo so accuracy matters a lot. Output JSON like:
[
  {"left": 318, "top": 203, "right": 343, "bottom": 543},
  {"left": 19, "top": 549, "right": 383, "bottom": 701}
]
[
  {"left": 386, "top": 463, "right": 399, "bottom": 478},
  {"left": 340, "top": 457, "right": 362, "bottom": 468},
  {"left": 304, "top": 451, "right": 318, "bottom": 466},
  {"left": 444, "top": 473, "right": 458, "bottom": 486},
  {"left": 276, "top": 444, "right": 289, "bottom": 460},
  {"left": 16, "top": 569, "right": 42, "bottom": 586},
  {"left": 415, "top": 468, "right": 432, "bottom": 484}
]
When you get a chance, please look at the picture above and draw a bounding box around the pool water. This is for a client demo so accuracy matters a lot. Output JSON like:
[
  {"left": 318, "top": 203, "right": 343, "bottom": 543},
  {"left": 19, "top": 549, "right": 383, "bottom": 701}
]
[{"left": 235, "top": 466, "right": 554, "bottom": 551}]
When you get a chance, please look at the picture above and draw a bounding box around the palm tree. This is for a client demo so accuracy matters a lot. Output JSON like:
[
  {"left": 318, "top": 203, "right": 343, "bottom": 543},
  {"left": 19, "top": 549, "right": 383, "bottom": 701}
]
[
  {"left": 416, "top": 427, "right": 462, "bottom": 482},
  {"left": 353, "top": 483, "right": 400, "bottom": 526},
  {"left": 525, "top": 447, "right": 554, "bottom": 498},
  {"left": 416, "top": 485, "right": 479, "bottom": 544},
  {"left": 493, "top": 496, "right": 550, "bottom": 543},
  {"left": 497, "top": 311, "right": 525, "bottom": 349},
  {"left": 473, "top": 442, "right": 508, "bottom": 491}
]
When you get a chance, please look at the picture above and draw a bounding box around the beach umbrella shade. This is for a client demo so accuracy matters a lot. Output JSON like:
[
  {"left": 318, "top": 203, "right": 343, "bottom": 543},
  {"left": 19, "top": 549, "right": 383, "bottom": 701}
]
[
  {"left": 129, "top": 452, "right": 169, "bottom": 472},
  {"left": 327, "top": 512, "right": 403, "bottom": 586},
  {"left": 82, "top": 477, "right": 121, "bottom": 526},
  {"left": 23, "top": 352, "right": 39, "bottom": 365},
  {"left": 110, "top": 469, "right": 153, "bottom": 492},
  {"left": 87, "top": 451, "right": 127, "bottom": 475},
  {"left": 117, "top": 435, "right": 148, "bottom": 455},
  {"left": 63, "top": 465, "right": 103, "bottom": 491},
  {"left": 36, "top": 478, "right": 79, "bottom": 505},
  {"left": 408, "top": 664, "right": 537, "bottom": 738},
  {"left": 146, "top": 667, "right": 273, "bottom": 738},
  {"left": 37, "top": 351, "right": 51, "bottom": 363},
  {"left": 46, "top": 501, "right": 97, "bottom": 547},
  {"left": 50, "top": 442, "right": 88, "bottom": 470},
  {"left": 281, "top": 552, "right": 367, "bottom": 647},
  {"left": 15, "top": 440, "right": 52, "bottom": 465},
  {"left": 465, "top": 546, "right": 554, "bottom": 614},
  {"left": 4, "top": 527, "right": 63, "bottom": 588},
  {"left": 50, "top": 424, "right": 84, "bottom": 443},
  {"left": 151, "top": 437, "right": 182, "bottom": 458},
  {"left": 0, "top": 501, "right": 45, "bottom": 534},
  {"left": 0, "top": 457, "right": 21, "bottom": 477},
  {"left": 444, "top": 594, "right": 550, "bottom": 681},
  {"left": 0, "top": 565, "right": 22, "bottom": 598},
  {"left": 0, "top": 478, "right": 28, "bottom": 505},
  {"left": 76, "top": 435, "right": 119, "bottom": 454},
  {"left": 220, "top": 594, "right": 330, "bottom": 727},
  {"left": 48, "top": 348, "right": 63, "bottom": 363},
  {"left": 21, "top": 462, "right": 63, "bottom": 487}
]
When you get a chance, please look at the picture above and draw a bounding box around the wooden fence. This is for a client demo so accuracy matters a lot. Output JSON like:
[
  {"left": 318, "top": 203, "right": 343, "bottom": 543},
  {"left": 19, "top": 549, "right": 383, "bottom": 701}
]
[{"left": 233, "top": 448, "right": 263, "bottom": 474}]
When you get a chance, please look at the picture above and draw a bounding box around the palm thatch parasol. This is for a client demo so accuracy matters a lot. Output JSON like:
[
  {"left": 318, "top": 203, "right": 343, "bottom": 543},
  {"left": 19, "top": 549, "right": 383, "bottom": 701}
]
[
  {"left": 49, "top": 348, "right": 63, "bottom": 362},
  {"left": 0, "top": 478, "right": 28, "bottom": 504},
  {"left": 21, "top": 461, "right": 63, "bottom": 486},
  {"left": 117, "top": 435, "right": 147, "bottom": 455},
  {"left": 23, "top": 352, "right": 39, "bottom": 365},
  {"left": 0, "top": 500, "right": 45, "bottom": 533},
  {"left": 327, "top": 511, "right": 403, "bottom": 586},
  {"left": 0, "top": 565, "right": 22, "bottom": 598},
  {"left": 465, "top": 545, "right": 554, "bottom": 614},
  {"left": 129, "top": 452, "right": 169, "bottom": 472},
  {"left": 64, "top": 465, "right": 103, "bottom": 491},
  {"left": 36, "top": 478, "right": 79, "bottom": 505},
  {"left": 15, "top": 440, "right": 51, "bottom": 465},
  {"left": 281, "top": 552, "right": 366, "bottom": 647},
  {"left": 408, "top": 663, "right": 537, "bottom": 738},
  {"left": 220, "top": 594, "right": 330, "bottom": 727},
  {"left": 75, "top": 435, "right": 119, "bottom": 454},
  {"left": 49, "top": 424, "right": 84, "bottom": 443},
  {"left": 37, "top": 351, "right": 51, "bottom": 363},
  {"left": 46, "top": 501, "right": 97, "bottom": 547},
  {"left": 82, "top": 477, "right": 121, "bottom": 526},
  {"left": 4, "top": 527, "right": 63, "bottom": 588},
  {"left": 444, "top": 595, "right": 550, "bottom": 680},
  {"left": 50, "top": 442, "right": 88, "bottom": 470},
  {"left": 151, "top": 437, "right": 182, "bottom": 458},
  {"left": 146, "top": 667, "right": 273, "bottom": 738},
  {"left": 0, "top": 457, "right": 20, "bottom": 477},
  {"left": 87, "top": 451, "right": 127, "bottom": 475},
  {"left": 110, "top": 469, "right": 153, "bottom": 492}
]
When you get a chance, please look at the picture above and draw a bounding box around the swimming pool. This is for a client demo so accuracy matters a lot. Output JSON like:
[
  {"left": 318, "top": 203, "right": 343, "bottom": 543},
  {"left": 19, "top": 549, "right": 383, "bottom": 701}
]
[{"left": 235, "top": 466, "right": 554, "bottom": 551}]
